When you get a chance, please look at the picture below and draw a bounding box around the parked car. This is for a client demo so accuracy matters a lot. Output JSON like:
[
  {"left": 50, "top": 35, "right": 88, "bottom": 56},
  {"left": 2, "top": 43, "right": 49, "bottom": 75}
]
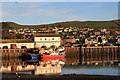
[
  {"left": 83, "top": 44, "right": 89, "bottom": 47},
  {"left": 10, "top": 44, "right": 17, "bottom": 49},
  {"left": 2, "top": 46, "right": 8, "bottom": 49},
  {"left": 104, "top": 43, "right": 113, "bottom": 46},
  {"left": 113, "top": 43, "right": 120, "bottom": 46},
  {"left": 21, "top": 46, "right": 27, "bottom": 49}
]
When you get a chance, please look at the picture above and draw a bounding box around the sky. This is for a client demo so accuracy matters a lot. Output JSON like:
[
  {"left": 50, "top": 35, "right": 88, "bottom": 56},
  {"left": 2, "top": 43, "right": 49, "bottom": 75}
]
[{"left": 2, "top": 2, "right": 119, "bottom": 25}]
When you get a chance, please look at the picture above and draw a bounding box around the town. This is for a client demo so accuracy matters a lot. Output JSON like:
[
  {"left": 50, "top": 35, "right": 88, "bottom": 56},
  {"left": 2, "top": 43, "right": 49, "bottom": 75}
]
[{"left": 1, "top": 24, "right": 120, "bottom": 49}]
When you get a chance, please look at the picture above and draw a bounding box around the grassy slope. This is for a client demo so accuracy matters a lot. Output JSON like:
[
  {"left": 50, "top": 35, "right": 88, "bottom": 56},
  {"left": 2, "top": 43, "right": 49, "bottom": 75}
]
[{"left": 1, "top": 20, "right": 120, "bottom": 29}]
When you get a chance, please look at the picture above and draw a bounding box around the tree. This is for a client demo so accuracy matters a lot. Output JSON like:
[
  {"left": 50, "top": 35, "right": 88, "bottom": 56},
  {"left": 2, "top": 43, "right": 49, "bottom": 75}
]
[{"left": 15, "top": 34, "right": 23, "bottom": 39}]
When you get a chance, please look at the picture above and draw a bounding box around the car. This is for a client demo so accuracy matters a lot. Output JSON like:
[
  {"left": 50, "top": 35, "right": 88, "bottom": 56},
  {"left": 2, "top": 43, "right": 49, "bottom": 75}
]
[
  {"left": 2, "top": 46, "right": 8, "bottom": 49},
  {"left": 83, "top": 44, "right": 89, "bottom": 47},
  {"left": 113, "top": 43, "right": 120, "bottom": 46},
  {"left": 10, "top": 44, "right": 17, "bottom": 49},
  {"left": 21, "top": 46, "right": 27, "bottom": 49}
]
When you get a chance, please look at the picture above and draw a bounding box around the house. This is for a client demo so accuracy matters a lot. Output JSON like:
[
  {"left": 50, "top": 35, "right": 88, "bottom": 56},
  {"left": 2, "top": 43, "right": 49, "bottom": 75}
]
[
  {"left": 34, "top": 33, "right": 61, "bottom": 47},
  {"left": 94, "top": 31, "right": 101, "bottom": 35},
  {"left": 61, "top": 39, "right": 76, "bottom": 44}
]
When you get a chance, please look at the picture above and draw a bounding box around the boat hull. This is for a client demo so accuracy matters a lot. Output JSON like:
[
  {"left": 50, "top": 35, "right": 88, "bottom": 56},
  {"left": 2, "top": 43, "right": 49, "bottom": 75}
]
[
  {"left": 58, "top": 52, "right": 66, "bottom": 55},
  {"left": 22, "top": 52, "right": 66, "bottom": 60},
  {"left": 41, "top": 57, "right": 66, "bottom": 61},
  {"left": 41, "top": 54, "right": 66, "bottom": 58}
]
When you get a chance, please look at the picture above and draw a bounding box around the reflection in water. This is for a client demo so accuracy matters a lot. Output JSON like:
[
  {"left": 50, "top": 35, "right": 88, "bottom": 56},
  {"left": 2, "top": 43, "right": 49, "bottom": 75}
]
[
  {"left": 33, "top": 60, "right": 65, "bottom": 75},
  {"left": 0, "top": 58, "right": 66, "bottom": 76},
  {"left": 0, "top": 57, "right": 120, "bottom": 76}
]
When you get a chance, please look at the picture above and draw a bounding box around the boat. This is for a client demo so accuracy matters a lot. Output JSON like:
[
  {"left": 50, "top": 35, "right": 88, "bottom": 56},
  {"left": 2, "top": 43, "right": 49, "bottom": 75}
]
[
  {"left": 22, "top": 46, "right": 66, "bottom": 59},
  {"left": 25, "top": 58, "right": 39, "bottom": 62},
  {"left": 41, "top": 54, "right": 66, "bottom": 58},
  {"left": 25, "top": 53, "right": 40, "bottom": 58},
  {"left": 41, "top": 57, "right": 66, "bottom": 61}
]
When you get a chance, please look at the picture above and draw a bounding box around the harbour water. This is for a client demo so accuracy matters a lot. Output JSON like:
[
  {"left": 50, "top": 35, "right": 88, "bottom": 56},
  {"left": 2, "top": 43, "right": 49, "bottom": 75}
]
[
  {"left": 62, "top": 64, "right": 120, "bottom": 76},
  {"left": 1, "top": 57, "right": 120, "bottom": 76}
]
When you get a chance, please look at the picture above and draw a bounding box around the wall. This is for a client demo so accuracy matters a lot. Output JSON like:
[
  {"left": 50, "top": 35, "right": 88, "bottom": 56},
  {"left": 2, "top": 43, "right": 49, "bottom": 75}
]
[{"left": 65, "top": 46, "right": 120, "bottom": 64}]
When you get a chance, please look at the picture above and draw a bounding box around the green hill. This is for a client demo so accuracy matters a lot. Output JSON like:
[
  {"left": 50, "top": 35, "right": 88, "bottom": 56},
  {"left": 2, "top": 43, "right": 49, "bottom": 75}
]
[{"left": 1, "top": 20, "right": 120, "bottom": 29}]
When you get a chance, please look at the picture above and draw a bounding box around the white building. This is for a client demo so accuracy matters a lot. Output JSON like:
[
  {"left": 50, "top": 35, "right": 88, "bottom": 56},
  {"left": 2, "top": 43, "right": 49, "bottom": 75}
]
[
  {"left": 1, "top": 33, "right": 61, "bottom": 49},
  {"left": 1, "top": 39, "right": 34, "bottom": 49},
  {"left": 34, "top": 33, "right": 61, "bottom": 47}
]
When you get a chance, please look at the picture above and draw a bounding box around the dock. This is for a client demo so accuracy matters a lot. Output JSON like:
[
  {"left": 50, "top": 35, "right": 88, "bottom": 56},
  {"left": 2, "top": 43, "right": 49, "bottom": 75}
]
[
  {"left": 0, "top": 46, "right": 120, "bottom": 64},
  {"left": 65, "top": 46, "right": 120, "bottom": 64}
]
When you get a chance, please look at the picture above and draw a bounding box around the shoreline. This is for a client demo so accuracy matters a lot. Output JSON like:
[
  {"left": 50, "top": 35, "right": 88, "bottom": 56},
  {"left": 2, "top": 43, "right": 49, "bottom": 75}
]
[{"left": 1, "top": 73, "right": 120, "bottom": 80}]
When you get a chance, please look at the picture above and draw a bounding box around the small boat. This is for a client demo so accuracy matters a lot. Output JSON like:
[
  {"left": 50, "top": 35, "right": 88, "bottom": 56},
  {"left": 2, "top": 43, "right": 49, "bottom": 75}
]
[
  {"left": 25, "top": 53, "right": 40, "bottom": 58},
  {"left": 22, "top": 46, "right": 66, "bottom": 59},
  {"left": 41, "top": 57, "right": 66, "bottom": 61},
  {"left": 58, "top": 52, "right": 66, "bottom": 55},
  {"left": 25, "top": 58, "right": 39, "bottom": 62},
  {"left": 41, "top": 54, "right": 66, "bottom": 58}
]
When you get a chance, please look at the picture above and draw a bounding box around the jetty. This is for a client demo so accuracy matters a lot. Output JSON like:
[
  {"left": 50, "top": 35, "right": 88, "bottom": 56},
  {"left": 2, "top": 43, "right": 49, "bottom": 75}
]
[{"left": 0, "top": 46, "right": 120, "bottom": 64}]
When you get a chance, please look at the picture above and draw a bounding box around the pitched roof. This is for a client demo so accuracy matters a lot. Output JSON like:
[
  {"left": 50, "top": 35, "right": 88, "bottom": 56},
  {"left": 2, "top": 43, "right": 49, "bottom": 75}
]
[
  {"left": 34, "top": 33, "right": 60, "bottom": 37},
  {"left": 1, "top": 39, "right": 33, "bottom": 43}
]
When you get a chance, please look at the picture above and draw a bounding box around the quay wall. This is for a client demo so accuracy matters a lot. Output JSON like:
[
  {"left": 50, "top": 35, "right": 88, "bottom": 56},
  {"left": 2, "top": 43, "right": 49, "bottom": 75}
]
[
  {"left": 65, "top": 46, "right": 120, "bottom": 64},
  {"left": 0, "top": 46, "right": 120, "bottom": 64},
  {"left": 0, "top": 49, "right": 27, "bottom": 58}
]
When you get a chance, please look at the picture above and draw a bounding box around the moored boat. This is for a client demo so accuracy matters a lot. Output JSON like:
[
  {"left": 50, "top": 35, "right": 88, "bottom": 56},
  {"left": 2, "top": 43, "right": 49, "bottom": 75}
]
[
  {"left": 25, "top": 53, "right": 40, "bottom": 58},
  {"left": 22, "top": 46, "right": 66, "bottom": 59},
  {"left": 41, "top": 54, "right": 66, "bottom": 58}
]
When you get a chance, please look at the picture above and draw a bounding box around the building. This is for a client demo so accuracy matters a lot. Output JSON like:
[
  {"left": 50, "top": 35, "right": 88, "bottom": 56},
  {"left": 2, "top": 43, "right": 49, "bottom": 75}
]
[
  {"left": 1, "top": 33, "right": 61, "bottom": 49},
  {"left": 1, "top": 39, "right": 34, "bottom": 49},
  {"left": 34, "top": 33, "right": 61, "bottom": 47},
  {"left": 61, "top": 39, "right": 76, "bottom": 44}
]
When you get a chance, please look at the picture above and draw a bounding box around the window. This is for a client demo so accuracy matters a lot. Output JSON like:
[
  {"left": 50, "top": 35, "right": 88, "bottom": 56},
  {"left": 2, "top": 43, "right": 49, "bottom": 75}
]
[
  {"left": 45, "top": 38, "right": 47, "bottom": 40},
  {"left": 52, "top": 38, "right": 54, "bottom": 40},
  {"left": 40, "top": 38, "right": 42, "bottom": 40}
]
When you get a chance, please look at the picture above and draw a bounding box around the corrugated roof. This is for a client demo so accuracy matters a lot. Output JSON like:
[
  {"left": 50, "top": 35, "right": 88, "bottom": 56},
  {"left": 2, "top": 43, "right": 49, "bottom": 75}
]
[
  {"left": 34, "top": 33, "right": 60, "bottom": 37},
  {"left": 1, "top": 39, "right": 33, "bottom": 43}
]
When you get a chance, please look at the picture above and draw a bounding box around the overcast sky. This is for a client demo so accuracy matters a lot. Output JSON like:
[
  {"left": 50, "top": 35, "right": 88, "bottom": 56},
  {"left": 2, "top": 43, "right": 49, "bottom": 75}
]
[{"left": 2, "top": 2, "right": 118, "bottom": 25}]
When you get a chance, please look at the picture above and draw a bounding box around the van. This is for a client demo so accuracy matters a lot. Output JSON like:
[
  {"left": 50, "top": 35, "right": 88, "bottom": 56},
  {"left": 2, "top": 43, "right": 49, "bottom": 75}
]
[{"left": 11, "top": 44, "right": 17, "bottom": 49}]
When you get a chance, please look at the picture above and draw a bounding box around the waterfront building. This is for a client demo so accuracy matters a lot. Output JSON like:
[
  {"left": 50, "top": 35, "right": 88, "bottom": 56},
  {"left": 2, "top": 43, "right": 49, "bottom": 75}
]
[
  {"left": 34, "top": 33, "right": 61, "bottom": 47},
  {"left": 1, "top": 39, "right": 34, "bottom": 49}
]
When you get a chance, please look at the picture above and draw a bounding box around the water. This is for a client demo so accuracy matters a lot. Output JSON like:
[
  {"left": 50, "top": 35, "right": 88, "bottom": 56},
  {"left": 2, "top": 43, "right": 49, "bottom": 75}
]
[
  {"left": 62, "top": 65, "right": 120, "bottom": 76},
  {"left": 1, "top": 57, "right": 120, "bottom": 76}
]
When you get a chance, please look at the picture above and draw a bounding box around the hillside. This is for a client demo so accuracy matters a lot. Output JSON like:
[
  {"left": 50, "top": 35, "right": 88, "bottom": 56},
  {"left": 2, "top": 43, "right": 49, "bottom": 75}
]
[{"left": 1, "top": 20, "right": 120, "bottom": 29}]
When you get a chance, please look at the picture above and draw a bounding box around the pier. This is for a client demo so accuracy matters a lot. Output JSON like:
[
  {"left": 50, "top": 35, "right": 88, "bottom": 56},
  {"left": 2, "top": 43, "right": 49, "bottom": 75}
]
[
  {"left": 0, "top": 49, "right": 27, "bottom": 58},
  {"left": 0, "top": 46, "right": 120, "bottom": 64},
  {"left": 65, "top": 46, "right": 120, "bottom": 64}
]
